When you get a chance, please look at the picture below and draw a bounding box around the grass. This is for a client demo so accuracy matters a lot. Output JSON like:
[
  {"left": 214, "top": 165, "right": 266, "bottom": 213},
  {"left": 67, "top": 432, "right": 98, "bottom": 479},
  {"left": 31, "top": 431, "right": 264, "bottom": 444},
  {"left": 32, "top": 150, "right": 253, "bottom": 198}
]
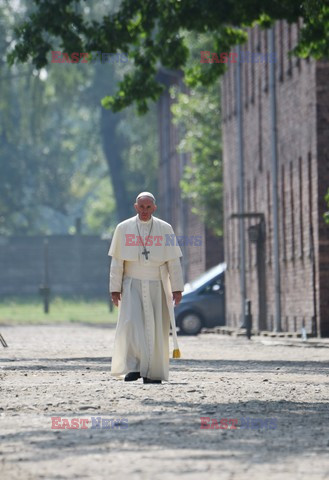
[{"left": 0, "top": 296, "right": 118, "bottom": 325}]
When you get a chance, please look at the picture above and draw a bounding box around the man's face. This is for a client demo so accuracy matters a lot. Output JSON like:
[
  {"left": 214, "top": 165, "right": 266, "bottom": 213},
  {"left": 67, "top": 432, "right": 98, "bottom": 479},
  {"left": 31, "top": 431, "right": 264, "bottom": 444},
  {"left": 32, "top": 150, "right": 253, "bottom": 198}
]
[{"left": 134, "top": 196, "right": 157, "bottom": 221}]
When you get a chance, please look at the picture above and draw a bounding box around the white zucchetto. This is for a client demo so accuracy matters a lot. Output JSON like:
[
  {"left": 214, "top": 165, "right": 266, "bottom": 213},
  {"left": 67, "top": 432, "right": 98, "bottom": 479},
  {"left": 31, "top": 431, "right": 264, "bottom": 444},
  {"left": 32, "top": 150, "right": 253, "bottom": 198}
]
[{"left": 135, "top": 191, "right": 156, "bottom": 203}]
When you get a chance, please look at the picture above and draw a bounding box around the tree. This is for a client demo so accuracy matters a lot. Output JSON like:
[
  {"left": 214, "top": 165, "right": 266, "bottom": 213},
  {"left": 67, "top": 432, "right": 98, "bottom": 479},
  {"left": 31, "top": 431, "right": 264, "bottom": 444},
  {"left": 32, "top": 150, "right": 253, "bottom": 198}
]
[
  {"left": 7, "top": 0, "right": 329, "bottom": 114},
  {"left": 169, "top": 31, "right": 223, "bottom": 235},
  {"left": 171, "top": 82, "right": 222, "bottom": 236},
  {"left": 6, "top": 0, "right": 329, "bottom": 235},
  {"left": 0, "top": 0, "right": 88, "bottom": 233},
  {"left": 1, "top": 0, "right": 158, "bottom": 234}
]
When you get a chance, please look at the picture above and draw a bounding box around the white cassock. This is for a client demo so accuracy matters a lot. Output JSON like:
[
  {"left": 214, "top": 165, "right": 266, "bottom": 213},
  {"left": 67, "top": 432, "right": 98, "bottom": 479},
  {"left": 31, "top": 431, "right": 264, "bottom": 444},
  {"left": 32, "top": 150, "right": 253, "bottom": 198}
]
[{"left": 108, "top": 214, "right": 184, "bottom": 381}]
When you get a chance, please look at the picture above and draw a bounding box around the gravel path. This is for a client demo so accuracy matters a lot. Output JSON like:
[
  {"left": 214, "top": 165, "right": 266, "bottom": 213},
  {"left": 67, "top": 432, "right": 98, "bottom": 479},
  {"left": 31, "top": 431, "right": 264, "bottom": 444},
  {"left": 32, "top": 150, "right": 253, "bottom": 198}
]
[{"left": 0, "top": 324, "right": 329, "bottom": 480}]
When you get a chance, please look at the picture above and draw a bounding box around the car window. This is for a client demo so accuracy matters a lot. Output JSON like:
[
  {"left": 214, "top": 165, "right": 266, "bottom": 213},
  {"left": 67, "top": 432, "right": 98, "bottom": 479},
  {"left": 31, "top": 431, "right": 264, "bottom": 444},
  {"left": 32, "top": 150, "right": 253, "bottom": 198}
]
[
  {"left": 200, "top": 276, "right": 224, "bottom": 294},
  {"left": 188, "top": 263, "right": 226, "bottom": 291}
]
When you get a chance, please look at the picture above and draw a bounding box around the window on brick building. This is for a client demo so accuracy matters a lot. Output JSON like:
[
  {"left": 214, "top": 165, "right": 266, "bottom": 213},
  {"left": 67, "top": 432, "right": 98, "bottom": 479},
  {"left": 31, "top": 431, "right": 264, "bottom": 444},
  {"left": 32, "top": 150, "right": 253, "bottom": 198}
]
[
  {"left": 225, "top": 192, "right": 230, "bottom": 269},
  {"left": 231, "top": 190, "right": 235, "bottom": 268},
  {"left": 279, "top": 21, "right": 284, "bottom": 82},
  {"left": 287, "top": 23, "right": 293, "bottom": 77},
  {"left": 247, "top": 179, "right": 251, "bottom": 271},
  {"left": 281, "top": 164, "right": 287, "bottom": 262},
  {"left": 236, "top": 186, "right": 239, "bottom": 269},
  {"left": 222, "top": 75, "right": 227, "bottom": 122},
  {"left": 258, "top": 76, "right": 263, "bottom": 172},
  {"left": 296, "top": 19, "right": 301, "bottom": 70},
  {"left": 244, "top": 44, "right": 249, "bottom": 109},
  {"left": 226, "top": 73, "right": 229, "bottom": 120},
  {"left": 228, "top": 68, "right": 233, "bottom": 120},
  {"left": 264, "top": 28, "right": 268, "bottom": 92},
  {"left": 308, "top": 152, "right": 313, "bottom": 259},
  {"left": 289, "top": 161, "right": 295, "bottom": 261},
  {"left": 230, "top": 64, "right": 235, "bottom": 117},
  {"left": 298, "top": 156, "right": 304, "bottom": 260},
  {"left": 250, "top": 29, "right": 255, "bottom": 104},
  {"left": 266, "top": 171, "right": 272, "bottom": 265},
  {"left": 257, "top": 24, "right": 261, "bottom": 53},
  {"left": 253, "top": 177, "right": 257, "bottom": 267}
]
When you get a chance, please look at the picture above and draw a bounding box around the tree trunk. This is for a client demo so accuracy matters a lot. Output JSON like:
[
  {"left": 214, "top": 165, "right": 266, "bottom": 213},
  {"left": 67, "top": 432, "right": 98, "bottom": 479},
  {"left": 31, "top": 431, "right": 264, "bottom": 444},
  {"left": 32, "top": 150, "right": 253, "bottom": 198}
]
[{"left": 100, "top": 107, "right": 131, "bottom": 222}]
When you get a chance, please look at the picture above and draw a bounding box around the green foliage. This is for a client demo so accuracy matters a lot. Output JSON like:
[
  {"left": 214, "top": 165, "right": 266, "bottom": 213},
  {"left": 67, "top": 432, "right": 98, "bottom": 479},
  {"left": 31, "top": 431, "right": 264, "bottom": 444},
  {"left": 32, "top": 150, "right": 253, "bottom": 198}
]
[
  {"left": 171, "top": 80, "right": 222, "bottom": 236},
  {"left": 0, "top": 54, "right": 103, "bottom": 234},
  {"left": 5, "top": 0, "right": 329, "bottom": 234},
  {"left": 119, "top": 102, "right": 158, "bottom": 202},
  {"left": 83, "top": 177, "right": 116, "bottom": 235},
  {"left": 1, "top": 0, "right": 158, "bottom": 235},
  {"left": 168, "top": 31, "right": 222, "bottom": 235},
  {"left": 7, "top": 0, "right": 329, "bottom": 113},
  {"left": 294, "top": 0, "right": 329, "bottom": 59}
]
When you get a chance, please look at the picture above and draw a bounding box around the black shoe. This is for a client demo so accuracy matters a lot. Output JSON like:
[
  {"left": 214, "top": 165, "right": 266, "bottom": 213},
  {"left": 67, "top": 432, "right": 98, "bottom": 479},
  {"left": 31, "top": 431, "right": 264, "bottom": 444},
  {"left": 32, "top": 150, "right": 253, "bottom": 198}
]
[
  {"left": 124, "top": 372, "right": 141, "bottom": 382},
  {"left": 143, "top": 377, "right": 162, "bottom": 384}
]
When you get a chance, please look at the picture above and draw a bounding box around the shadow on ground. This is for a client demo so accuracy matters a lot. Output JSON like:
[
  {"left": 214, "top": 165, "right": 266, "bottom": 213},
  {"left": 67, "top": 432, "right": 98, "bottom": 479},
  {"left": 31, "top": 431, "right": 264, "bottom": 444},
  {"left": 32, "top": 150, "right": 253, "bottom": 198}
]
[{"left": 1, "top": 399, "right": 328, "bottom": 465}]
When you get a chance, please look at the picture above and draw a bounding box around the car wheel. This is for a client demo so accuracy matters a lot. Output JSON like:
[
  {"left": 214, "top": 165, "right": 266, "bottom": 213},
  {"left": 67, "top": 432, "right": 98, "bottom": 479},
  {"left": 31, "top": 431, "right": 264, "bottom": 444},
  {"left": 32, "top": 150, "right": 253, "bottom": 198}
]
[{"left": 179, "top": 312, "right": 203, "bottom": 335}]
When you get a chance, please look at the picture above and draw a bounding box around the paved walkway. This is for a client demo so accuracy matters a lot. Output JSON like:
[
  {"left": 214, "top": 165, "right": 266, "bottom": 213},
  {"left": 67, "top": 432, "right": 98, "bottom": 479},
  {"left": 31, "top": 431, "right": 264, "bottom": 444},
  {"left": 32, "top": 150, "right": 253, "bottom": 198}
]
[{"left": 0, "top": 324, "right": 329, "bottom": 479}]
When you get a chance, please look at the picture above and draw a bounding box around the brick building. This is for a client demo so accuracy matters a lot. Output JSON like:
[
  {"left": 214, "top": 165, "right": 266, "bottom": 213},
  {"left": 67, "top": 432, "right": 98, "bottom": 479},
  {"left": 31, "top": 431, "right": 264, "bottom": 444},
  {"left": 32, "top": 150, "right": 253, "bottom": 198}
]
[
  {"left": 222, "top": 21, "right": 329, "bottom": 336},
  {"left": 156, "top": 68, "right": 223, "bottom": 283}
]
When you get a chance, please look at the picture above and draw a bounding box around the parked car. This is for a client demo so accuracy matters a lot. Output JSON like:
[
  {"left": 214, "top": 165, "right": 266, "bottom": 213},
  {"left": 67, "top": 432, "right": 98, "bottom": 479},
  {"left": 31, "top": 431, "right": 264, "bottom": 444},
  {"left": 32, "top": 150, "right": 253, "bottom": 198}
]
[{"left": 174, "top": 263, "right": 226, "bottom": 335}]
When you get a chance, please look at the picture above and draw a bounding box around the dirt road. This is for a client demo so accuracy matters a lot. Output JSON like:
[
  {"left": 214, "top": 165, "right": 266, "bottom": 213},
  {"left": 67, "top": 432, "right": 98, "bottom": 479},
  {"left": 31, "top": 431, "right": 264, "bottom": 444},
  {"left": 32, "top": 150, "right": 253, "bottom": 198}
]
[{"left": 0, "top": 324, "right": 328, "bottom": 479}]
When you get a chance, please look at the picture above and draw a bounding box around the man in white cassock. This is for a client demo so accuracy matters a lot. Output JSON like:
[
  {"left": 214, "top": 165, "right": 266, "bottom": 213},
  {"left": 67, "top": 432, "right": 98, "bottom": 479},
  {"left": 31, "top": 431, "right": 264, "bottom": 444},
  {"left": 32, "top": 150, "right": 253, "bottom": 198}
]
[{"left": 108, "top": 192, "right": 184, "bottom": 384}]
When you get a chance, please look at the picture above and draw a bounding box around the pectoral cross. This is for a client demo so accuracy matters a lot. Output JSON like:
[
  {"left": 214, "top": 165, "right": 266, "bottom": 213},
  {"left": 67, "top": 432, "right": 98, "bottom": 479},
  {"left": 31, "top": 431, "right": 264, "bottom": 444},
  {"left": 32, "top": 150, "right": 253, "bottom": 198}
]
[{"left": 142, "top": 247, "right": 150, "bottom": 260}]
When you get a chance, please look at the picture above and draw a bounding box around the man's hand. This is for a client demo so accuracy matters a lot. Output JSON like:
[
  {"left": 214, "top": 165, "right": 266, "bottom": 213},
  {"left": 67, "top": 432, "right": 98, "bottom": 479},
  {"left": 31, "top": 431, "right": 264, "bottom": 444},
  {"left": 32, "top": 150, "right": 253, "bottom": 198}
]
[
  {"left": 111, "top": 292, "right": 121, "bottom": 307},
  {"left": 172, "top": 291, "right": 182, "bottom": 306}
]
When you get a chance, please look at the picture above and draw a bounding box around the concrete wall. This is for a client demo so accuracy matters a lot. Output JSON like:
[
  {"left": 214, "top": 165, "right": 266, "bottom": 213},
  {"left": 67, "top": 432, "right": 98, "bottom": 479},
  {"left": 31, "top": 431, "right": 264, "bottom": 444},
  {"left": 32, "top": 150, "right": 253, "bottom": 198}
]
[{"left": 0, "top": 235, "right": 110, "bottom": 297}]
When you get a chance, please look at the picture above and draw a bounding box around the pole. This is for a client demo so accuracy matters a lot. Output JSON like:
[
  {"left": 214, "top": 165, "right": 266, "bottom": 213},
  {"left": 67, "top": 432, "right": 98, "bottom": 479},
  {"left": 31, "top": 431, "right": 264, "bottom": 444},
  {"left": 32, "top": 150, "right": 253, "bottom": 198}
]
[
  {"left": 44, "top": 238, "right": 49, "bottom": 313},
  {"left": 236, "top": 45, "right": 246, "bottom": 327},
  {"left": 268, "top": 26, "right": 281, "bottom": 332},
  {"left": 245, "top": 299, "right": 252, "bottom": 339},
  {"left": 39, "top": 238, "right": 50, "bottom": 313},
  {"left": 0, "top": 333, "right": 8, "bottom": 347}
]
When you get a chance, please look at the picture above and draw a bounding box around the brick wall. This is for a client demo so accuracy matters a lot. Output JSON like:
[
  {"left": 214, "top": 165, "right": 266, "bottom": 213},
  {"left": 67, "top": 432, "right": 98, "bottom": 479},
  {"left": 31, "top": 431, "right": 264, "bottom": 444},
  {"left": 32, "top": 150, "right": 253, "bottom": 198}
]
[
  {"left": 222, "top": 20, "right": 329, "bottom": 336},
  {"left": 316, "top": 61, "right": 329, "bottom": 336}
]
